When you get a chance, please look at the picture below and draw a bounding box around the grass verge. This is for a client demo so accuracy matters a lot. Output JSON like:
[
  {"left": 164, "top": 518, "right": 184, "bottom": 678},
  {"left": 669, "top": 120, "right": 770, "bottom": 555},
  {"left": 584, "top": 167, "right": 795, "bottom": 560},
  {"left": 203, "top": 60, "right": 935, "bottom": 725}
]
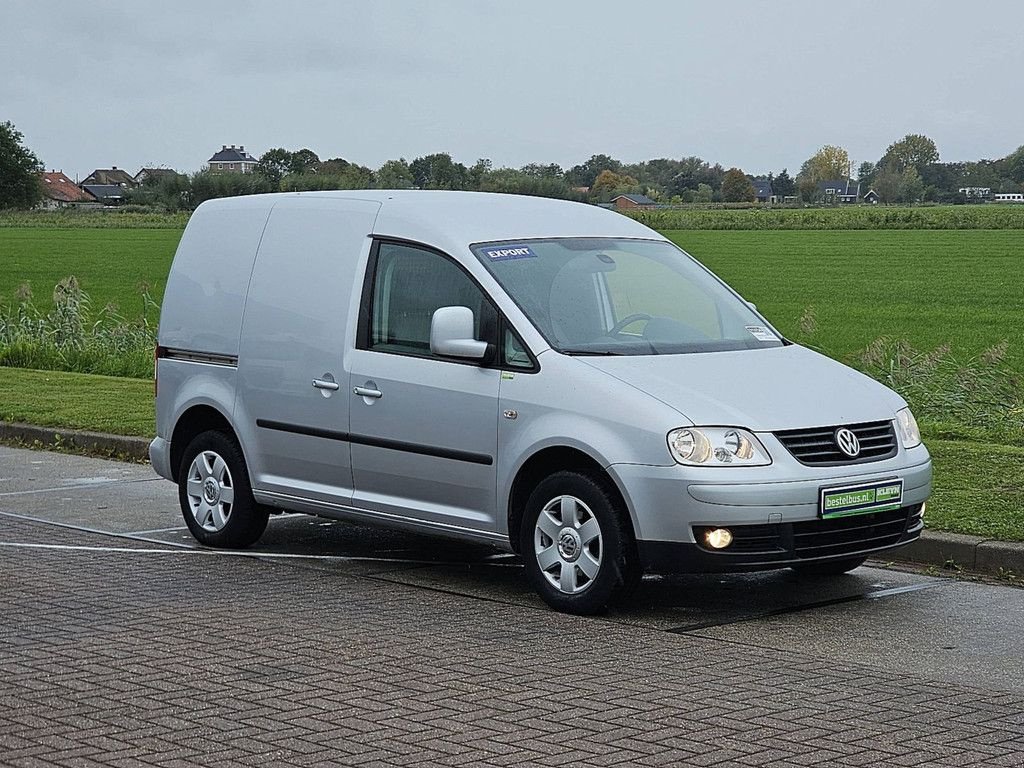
[
  {"left": 1, "top": 367, "right": 1021, "bottom": 541},
  {"left": 0, "top": 367, "right": 154, "bottom": 436},
  {"left": 924, "top": 440, "right": 1024, "bottom": 541}
]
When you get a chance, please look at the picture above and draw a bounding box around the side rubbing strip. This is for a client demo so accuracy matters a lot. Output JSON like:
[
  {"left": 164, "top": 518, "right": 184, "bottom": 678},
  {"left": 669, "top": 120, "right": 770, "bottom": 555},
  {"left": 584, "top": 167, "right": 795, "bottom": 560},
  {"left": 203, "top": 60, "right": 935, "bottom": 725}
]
[
  {"left": 349, "top": 433, "right": 493, "bottom": 466},
  {"left": 255, "top": 419, "right": 493, "bottom": 466},
  {"left": 162, "top": 348, "right": 238, "bottom": 367},
  {"left": 256, "top": 419, "right": 348, "bottom": 442}
]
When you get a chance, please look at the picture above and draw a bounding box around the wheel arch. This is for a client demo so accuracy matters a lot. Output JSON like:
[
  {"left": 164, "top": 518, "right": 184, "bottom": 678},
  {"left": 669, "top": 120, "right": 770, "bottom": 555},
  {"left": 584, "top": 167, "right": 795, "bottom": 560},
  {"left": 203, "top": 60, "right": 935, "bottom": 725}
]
[
  {"left": 506, "top": 445, "right": 635, "bottom": 554},
  {"left": 169, "top": 404, "right": 238, "bottom": 483}
]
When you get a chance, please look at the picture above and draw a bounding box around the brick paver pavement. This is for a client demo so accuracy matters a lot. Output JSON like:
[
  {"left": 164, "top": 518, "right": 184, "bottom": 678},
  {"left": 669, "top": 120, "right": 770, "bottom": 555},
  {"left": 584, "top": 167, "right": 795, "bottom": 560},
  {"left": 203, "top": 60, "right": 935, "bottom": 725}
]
[{"left": 1, "top": 517, "right": 1022, "bottom": 767}]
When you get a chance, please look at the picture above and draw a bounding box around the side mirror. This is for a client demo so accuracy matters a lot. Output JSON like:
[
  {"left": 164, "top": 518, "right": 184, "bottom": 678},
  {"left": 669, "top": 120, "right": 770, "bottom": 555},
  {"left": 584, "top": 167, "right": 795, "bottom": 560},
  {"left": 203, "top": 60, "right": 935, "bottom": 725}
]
[
  {"left": 746, "top": 301, "right": 758, "bottom": 311},
  {"left": 430, "top": 306, "right": 489, "bottom": 360}
]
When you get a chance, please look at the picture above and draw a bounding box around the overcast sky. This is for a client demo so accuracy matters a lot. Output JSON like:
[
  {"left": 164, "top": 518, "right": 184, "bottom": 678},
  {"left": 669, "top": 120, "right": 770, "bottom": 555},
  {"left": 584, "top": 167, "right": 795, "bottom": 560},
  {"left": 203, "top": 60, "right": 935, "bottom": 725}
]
[{"left": 6, "top": 1, "right": 1024, "bottom": 180}]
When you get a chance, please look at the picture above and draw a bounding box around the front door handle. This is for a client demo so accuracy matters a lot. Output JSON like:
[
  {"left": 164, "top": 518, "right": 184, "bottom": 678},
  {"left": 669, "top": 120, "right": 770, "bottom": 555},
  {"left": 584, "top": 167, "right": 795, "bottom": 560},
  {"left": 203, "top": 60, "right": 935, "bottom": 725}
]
[
  {"left": 312, "top": 378, "right": 340, "bottom": 391},
  {"left": 352, "top": 386, "right": 383, "bottom": 399}
]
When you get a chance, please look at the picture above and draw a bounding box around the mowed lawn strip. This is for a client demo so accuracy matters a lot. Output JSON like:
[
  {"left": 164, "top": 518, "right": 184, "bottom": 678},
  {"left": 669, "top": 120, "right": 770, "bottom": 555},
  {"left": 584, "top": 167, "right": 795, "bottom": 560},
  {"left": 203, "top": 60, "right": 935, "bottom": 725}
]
[
  {"left": 0, "top": 367, "right": 1020, "bottom": 541},
  {"left": 0, "top": 367, "right": 154, "bottom": 437},
  {"left": 666, "top": 230, "right": 1024, "bottom": 375},
  {"left": 0, "top": 227, "right": 182, "bottom": 314}
]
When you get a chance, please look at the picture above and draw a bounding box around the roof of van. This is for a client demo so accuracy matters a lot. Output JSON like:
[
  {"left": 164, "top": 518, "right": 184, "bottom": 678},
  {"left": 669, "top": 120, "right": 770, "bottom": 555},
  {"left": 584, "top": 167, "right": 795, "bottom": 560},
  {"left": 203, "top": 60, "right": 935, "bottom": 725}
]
[{"left": 198, "top": 190, "right": 662, "bottom": 252}]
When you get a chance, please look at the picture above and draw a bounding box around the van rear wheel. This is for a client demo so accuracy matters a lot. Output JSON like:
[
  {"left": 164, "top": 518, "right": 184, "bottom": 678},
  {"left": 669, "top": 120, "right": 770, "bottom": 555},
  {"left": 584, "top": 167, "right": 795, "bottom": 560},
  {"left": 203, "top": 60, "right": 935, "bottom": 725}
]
[
  {"left": 521, "top": 471, "right": 639, "bottom": 615},
  {"left": 178, "top": 430, "right": 268, "bottom": 548}
]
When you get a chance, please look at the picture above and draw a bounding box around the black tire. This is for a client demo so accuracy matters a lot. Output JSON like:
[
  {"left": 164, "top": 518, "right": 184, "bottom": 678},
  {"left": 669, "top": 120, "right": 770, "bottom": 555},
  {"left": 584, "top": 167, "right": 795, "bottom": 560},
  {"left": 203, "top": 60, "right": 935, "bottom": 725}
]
[
  {"left": 177, "top": 430, "right": 269, "bottom": 548},
  {"left": 520, "top": 470, "right": 639, "bottom": 615},
  {"left": 791, "top": 555, "right": 868, "bottom": 576}
]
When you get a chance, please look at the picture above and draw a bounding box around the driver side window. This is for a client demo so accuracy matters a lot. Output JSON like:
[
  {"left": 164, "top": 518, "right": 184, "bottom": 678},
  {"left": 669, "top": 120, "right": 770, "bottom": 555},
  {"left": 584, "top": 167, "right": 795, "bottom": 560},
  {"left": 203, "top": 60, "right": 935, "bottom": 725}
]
[{"left": 367, "top": 242, "right": 496, "bottom": 358}]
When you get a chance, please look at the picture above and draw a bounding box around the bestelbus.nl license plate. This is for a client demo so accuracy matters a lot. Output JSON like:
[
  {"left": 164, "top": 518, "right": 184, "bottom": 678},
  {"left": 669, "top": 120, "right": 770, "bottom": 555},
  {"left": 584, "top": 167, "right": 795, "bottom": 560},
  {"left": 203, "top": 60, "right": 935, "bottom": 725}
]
[{"left": 819, "top": 479, "right": 904, "bottom": 519}]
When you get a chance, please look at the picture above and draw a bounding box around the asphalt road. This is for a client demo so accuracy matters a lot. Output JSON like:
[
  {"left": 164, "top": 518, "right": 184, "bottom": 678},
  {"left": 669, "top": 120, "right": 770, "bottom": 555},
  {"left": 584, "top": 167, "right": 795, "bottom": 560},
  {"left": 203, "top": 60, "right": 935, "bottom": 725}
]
[{"left": 1, "top": 445, "right": 1022, "bottom": 767}]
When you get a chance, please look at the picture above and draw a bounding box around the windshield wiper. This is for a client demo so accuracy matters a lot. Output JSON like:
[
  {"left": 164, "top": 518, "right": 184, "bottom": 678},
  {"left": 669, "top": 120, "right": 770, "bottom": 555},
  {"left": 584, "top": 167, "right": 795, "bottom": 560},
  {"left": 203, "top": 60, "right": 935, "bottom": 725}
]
[{"left": 559, "top": 348, "right": 625, "bottom": 356}]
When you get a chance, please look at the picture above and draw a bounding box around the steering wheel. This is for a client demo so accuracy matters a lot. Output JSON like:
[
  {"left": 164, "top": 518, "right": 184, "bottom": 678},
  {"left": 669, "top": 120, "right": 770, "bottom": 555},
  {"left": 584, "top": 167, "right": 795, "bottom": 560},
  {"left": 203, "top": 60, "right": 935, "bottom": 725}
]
[{"left": 608, "top": 313, "right": 653, "bottom": 337}]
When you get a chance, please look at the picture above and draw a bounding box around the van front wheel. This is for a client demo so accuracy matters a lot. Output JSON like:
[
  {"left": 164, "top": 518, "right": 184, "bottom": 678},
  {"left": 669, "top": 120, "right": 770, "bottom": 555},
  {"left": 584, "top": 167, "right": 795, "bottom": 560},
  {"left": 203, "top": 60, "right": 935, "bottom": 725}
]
[
  {"left": 521, "top": 471, "right": 638, "bottom": 615},
  {"left": 178, "top": 430, "right": 268, "bottom": 548}
]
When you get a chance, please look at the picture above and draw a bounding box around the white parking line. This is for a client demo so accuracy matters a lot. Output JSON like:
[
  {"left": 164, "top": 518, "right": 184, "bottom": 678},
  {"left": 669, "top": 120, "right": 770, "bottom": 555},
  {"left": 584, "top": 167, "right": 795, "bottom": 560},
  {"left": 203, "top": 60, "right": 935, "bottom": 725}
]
[
  {"left": 0, "top": 540, "right": 518, "bottom": 566},
  {"left": 0, "top": 510, "right": 196, "bottom": 548},
  {"left": 0, "top": 477, "right": 160, "bottom": 497},
  {"left": 122, "top": 526, "right": 189, "bottom": 535}
]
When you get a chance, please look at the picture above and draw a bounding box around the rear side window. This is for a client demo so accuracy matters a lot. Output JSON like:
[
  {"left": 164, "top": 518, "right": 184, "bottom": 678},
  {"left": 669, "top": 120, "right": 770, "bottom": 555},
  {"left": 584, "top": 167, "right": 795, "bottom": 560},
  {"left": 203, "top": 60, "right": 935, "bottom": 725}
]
[{"left": 366, "top": 242, "right": 496, "bottom": 357}]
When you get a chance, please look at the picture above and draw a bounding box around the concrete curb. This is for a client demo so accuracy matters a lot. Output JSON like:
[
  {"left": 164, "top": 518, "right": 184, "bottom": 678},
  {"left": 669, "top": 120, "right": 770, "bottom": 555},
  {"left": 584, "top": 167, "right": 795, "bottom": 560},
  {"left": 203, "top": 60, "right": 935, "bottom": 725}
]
[
  {"left": 1, "top": 421, "right": 1020, "bottom": 577},
  {"left": 0, "top": 421, "right": 149, "bottom": 462},
  {"left": 892, "top": 530, "right": 1024, "bottom": 576}
]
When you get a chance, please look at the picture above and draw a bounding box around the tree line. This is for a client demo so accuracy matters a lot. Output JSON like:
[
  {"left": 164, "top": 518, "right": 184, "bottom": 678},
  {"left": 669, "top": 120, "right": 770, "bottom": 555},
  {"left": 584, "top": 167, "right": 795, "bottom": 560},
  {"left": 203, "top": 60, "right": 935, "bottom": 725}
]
[{"left": 2, "top": 119, "right": 1023, "bottom": 210}]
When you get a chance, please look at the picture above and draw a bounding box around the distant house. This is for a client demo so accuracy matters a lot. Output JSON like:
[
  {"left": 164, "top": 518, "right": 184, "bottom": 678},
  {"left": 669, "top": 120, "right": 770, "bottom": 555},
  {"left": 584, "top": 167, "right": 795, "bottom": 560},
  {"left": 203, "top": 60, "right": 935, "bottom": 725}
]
[
  {"left": 82, "top": 184, "right": 127, "bottom": 206},
  {"left": 611, "top": 193, "right": 657, "bottom": 210},
  {"left": 959, "top": 187, "right": 992, "bottom": 200},
  {"left": 37, "top": 171, "right": 97, "bottom": 209},
  {"left": 208, "top": 145, "right": 257, "bottom": 173},
  {"left": 751, "top": 178, "right": 773, "bottom": 203},
  {"left": 817, "top": 179, "right": 860, "bottom": 204},
  {"left": 81, "top": 167, "right": 137, "bottom": 188},
  {"left": 863, "top": 189, "right": 880, "bottom": 205},
  {"left": 135, "top": 167, "right": 180, "bottom": 184}
]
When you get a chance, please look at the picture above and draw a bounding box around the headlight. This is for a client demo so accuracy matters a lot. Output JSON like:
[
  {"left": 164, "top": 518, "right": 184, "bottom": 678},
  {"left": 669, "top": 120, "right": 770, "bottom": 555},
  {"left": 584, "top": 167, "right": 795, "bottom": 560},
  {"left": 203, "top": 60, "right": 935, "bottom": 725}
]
[
  {"left": 895, "top": 408, "right": 922, "bottom": 449},
  {"left": 667, "top": 427, "right": 771, "bottom": 467}
]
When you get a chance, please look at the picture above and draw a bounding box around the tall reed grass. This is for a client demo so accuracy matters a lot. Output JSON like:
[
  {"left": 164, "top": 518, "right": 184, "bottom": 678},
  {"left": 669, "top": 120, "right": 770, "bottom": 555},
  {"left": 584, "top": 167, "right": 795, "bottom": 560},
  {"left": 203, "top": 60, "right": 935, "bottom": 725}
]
[
  {"left": 2, "top": 279, "right": 1020, "bottom": 446},
  {"left": 0, "top": 277, "right": 156, "bottom": 378},
  {"left": 630, "top": 205, "right": 1024, "bottom": 230},
  {"left": 858, "top": 337, "right": 1023, "bottom": 445},
  {"left": 0, "top": 210, "right": 188, "bottom": 229}
]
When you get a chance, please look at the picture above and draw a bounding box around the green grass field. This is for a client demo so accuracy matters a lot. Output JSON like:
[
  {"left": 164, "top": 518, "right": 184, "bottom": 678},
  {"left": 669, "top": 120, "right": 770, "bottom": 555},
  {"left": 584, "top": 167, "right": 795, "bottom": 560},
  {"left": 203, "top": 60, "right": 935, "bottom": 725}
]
[
  {"left": 667, "top": 230, "right": 1024, "bottom": 374},
  {"left": 2, "top": 227, "right": 1020, "bottom": 372},
  {"left": 0, "top": 228, "right": 181, "bottom": 316}
]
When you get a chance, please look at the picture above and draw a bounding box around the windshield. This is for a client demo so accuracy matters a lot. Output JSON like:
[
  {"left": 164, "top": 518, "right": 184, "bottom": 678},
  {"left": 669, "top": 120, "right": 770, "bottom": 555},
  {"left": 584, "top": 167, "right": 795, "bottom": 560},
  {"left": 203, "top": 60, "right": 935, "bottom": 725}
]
[{"left": 471, "top": 238, "right": 783, "bottom": 356}]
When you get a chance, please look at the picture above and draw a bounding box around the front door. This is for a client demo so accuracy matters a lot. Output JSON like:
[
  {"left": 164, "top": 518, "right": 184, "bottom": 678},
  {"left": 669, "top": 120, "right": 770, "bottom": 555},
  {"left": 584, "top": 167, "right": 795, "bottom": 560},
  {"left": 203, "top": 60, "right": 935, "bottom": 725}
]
[{"left": 347, "top": 241, "right": 500, "bottom": 533}]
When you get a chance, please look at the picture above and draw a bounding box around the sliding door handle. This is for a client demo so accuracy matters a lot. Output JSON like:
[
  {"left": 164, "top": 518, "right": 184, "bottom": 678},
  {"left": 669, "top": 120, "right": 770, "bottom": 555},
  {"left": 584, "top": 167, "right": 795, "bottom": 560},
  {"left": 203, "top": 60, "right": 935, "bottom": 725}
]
[{"left": 312, "top": 378, "right": 340, "bottom": 391}]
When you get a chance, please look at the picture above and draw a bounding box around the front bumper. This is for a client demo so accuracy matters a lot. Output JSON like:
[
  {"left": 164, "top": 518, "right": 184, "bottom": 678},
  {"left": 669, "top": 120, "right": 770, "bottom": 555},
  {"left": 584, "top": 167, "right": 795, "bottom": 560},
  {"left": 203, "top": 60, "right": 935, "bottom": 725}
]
[
  {"left": 638, "top": 503, "right": 924, "bottom": 573},
  {"left": 607, "top": 447, "right": 932, "bottom": 573}
]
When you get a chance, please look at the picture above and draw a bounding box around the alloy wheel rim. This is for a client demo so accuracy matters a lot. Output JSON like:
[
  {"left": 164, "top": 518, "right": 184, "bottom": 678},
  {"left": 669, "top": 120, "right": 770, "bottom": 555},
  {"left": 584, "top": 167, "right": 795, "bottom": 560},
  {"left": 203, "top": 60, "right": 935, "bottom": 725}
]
[
  {"left": 186, "top": 450, "right": 234, "bottom": 532},
  {"left": 534, "top": 495, "right": 603, "bottom": 594}
]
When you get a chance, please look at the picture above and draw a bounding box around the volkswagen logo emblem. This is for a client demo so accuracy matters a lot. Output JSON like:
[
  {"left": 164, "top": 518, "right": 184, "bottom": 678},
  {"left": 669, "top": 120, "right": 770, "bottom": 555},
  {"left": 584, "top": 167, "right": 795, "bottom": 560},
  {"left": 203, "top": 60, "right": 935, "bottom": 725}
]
[{"left": 835, "top": 428, "right": 861, "bottom": 457}]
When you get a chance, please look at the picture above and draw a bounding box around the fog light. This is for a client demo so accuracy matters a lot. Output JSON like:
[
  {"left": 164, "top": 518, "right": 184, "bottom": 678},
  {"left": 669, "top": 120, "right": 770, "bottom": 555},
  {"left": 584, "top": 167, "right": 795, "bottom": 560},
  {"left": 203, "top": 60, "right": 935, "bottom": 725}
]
[
  {"left": 920, "top": 502, "right": 926, "bottom": 519},
  {"left": 705, "top": 528, "right": 733, "bottom": 549}
]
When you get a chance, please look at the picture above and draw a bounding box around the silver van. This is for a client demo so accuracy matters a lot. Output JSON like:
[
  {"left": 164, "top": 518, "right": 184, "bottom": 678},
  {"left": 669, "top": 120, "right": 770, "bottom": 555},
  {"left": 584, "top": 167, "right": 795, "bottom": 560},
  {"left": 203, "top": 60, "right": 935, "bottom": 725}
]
[{"left": 151, "top": 191, "right": 931, "bottom": 614}]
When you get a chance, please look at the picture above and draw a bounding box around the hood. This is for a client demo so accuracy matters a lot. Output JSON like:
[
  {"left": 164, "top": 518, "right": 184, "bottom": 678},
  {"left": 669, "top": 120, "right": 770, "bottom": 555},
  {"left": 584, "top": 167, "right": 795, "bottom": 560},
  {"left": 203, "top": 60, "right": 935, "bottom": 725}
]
[{"left": 579, "top": 344, "right": 905, "bottom": 431}]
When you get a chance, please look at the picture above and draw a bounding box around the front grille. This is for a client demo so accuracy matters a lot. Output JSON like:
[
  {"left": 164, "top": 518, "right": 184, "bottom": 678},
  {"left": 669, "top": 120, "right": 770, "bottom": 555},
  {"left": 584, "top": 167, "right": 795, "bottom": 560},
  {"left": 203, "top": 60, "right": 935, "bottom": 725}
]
[
  {"left": 791, "top": 505, "right": 911, "bottom": 559},
  {"left": 775, "top": 420, "right": 898, "bottom": 466},
  {"left": 693, "top": 504, "right": 922, "bottom": 562}
]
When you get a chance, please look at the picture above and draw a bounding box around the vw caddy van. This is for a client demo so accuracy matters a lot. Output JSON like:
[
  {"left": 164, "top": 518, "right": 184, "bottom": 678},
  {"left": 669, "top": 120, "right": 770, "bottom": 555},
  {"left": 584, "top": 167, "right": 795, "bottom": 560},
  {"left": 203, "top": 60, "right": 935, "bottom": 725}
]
[{"left": 151, "top": 191, "right": 931, "bottom": 614}]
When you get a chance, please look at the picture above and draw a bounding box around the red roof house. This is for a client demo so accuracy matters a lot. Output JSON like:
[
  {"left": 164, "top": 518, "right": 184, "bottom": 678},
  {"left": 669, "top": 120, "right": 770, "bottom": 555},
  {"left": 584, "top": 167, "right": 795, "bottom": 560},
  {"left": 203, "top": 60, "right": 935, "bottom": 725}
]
[{"left": 37, "top": 171, "right": 97, "bottom": 209}]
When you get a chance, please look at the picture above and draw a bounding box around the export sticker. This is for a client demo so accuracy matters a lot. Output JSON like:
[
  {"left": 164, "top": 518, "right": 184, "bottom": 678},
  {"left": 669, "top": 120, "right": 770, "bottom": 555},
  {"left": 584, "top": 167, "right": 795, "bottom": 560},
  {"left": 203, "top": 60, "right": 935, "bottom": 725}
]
[
  {"left": 745, "top": 325, "right": 777, "bottom": 342},
  {"left": 482, "top": 244, "right": 537, "bottom": 261}
]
